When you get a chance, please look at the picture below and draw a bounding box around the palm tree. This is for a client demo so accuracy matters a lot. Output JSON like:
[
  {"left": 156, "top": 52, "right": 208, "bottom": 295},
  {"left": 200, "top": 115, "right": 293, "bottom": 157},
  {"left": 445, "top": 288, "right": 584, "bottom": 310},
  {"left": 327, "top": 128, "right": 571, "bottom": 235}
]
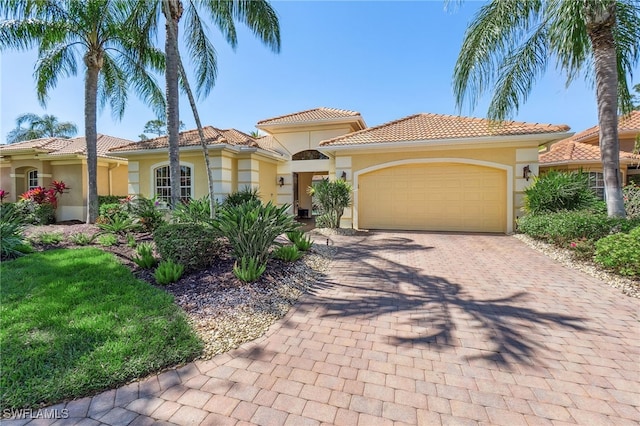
[
  {"left": 453, "top": 0, "right": 640, "bottom": 218},
  {"left": 0, "top": 0, "right": 164, "bottom": 223},
  {"left": 6, "top": 112, "right": 78, "bottom": 143},
  {"left": 152, "top": 0, "right": 280, "bottom": 209}
]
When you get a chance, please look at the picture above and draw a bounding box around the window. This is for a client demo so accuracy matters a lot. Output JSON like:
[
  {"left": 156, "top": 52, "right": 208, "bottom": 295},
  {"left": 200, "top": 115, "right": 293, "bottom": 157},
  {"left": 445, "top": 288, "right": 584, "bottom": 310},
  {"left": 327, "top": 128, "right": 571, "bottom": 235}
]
[
  {"left": 588, "top": 172, "right": 605, "bottom": 200},
  {"left": 292, "top": 150, "right": 329, "bottom": 160},
  {"left": 27, "top": 170, "right": 39, "bottom": 190},
  {"left": 155, "top": 165, "right": 192, "bottom": 204}
]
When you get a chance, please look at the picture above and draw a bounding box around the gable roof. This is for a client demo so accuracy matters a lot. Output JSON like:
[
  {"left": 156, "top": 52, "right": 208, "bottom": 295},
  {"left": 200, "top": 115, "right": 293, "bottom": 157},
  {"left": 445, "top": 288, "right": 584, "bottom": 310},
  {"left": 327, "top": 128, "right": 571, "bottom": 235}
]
[
  {"left": 0, "top": 134, "right": 134, "bottom": 159},
  {"left": 562, "top": 110, "right": 640, "bottom": 144},
  {"left": 539, "top": 139, "right": 640, "bottom": 164},
  {"left": 257, "top": 107, "right": 366, "bottom": 130},
  {"left": 110, "top": 126, "right": 279, "bottom": 154},
  {"left": 319, "top": 113, "right": 570, "bottom": 146}
]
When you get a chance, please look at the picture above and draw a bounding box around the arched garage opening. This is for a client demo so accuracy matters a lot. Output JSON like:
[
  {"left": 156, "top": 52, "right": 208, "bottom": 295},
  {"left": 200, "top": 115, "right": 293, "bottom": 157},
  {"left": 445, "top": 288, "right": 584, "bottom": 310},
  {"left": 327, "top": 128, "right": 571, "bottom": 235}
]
[{"left": 354, "top": 159, "right": 513, "bottom": 233}]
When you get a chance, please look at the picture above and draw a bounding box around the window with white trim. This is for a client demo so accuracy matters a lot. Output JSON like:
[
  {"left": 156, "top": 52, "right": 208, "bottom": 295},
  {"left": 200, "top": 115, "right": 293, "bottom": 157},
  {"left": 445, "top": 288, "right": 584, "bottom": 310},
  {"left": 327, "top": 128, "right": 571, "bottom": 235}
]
[
  {"left": 588, "top": 172, "right": 605, "bottom": 200},
  {"left": 27, "top": 169, "right": 39, "bottom": 190},
  {"left": 154, "top": 165, "right": 192, "bottom": 204}
]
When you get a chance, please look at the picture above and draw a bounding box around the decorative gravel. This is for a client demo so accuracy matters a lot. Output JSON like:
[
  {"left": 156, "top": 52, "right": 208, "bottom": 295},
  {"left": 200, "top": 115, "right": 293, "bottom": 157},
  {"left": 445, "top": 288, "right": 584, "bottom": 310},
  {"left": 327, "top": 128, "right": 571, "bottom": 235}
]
[{"left": 514, "top": 234, "right": 639, "bottom": 298}]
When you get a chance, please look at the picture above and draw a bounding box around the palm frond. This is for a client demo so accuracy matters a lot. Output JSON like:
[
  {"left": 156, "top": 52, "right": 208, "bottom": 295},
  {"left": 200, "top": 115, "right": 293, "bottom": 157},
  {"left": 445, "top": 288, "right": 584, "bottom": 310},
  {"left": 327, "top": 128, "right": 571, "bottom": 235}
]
[
  {"left": 34, "top": 41, "right": 78, "bottom": 104},
  {"left": 184, "top": 3, "right": 218, "bottom": 98},
  {"left": 99, "top": 53, "right": 128, "bottom": 119}
]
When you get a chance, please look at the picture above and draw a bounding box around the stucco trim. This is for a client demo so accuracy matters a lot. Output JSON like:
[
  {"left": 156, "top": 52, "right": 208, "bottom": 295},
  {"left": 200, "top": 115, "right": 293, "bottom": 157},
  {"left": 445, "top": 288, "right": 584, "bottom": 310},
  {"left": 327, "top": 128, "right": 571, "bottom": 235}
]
[{"left": 352, "top": 158, "right": 514, "bottom": 233}]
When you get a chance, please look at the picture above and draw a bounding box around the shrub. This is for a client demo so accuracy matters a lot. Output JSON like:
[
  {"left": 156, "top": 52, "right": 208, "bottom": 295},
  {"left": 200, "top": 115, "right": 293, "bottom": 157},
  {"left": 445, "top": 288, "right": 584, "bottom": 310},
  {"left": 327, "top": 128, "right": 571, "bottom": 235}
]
[
  {"left": 286, "top": 230, "right": 313, "bottom": 251},
  {"left": 68, "top": 232, "right": 96, "bottom": 246},
  {"left": 173, "top": 196, "right": 214, "bottom": 224},
  {"left": 133, "top": 242, "right": 157, "bottom": 269},
  {"left": 523, "top": 170, "right": 598, "bottom": 215},
  {"left": 623, "top": 183, "right": 640, "bottom": 219},
  {"left": 14, "top": 200, "right": 56, "bottom": 225},
  {"left": 17, "top": 180, "right": 70, "bottom": 225},
  {"left": 154, "top": 260, "right": 185, "bottom": 285},
  {"left": 222, "top": 187, "right": 261, "bottom": 209},
  {"left": 154, "top": 223, "right": 224, "bottom": 272},
  {"left": 517, "top": 210, "right": 640, "bottom": 247},
  {"left": 97, "top": 233, "right": 118, "bottom": 247},
  {"left": 595, "top": 227, "right": 640, "bottom": 277},
  {"left": 126, "top": 233, "right": 137, "bottom": 248},
  {"left": 0, "top": 221, "right": 26, "bottom": 259},
  {"left": 233, "top": 257, "right": 267, "bottom": 282},
  {"left": 98, "top": 202, "right": 130, "bottom": 223},
  {"left": 98, "top": 195, "right": 128, "bottom": 206},
  {"left": 127, "top": 196, "right": 165, "bottom": 232},
  {"left": 273, "top": 245, "right": 302, "bottom": 262},
  {"left": 214, "top": 201, "right": 299, "bottom": 265},
  {"left": 308, "top": 179, "right": 352, "bottom": 228},
  {"left": 33, "top": 231, "right": 64, "bottom": 245},
  {"left": 97, "top": 216, "right": 140, "bottom": 234}
]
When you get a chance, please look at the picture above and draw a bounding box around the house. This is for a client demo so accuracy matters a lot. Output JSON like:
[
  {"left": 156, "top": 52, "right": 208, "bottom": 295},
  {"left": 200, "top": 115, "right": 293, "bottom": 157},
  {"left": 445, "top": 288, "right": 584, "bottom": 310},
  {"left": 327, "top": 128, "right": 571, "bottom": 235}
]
[
  {"left": 0, "top": 134, "right": 132, "bottom": 221},
  {"left": 112, "top": 108, "right": 571, "bottom": 233},
  {"left": 539, "top": 110, "right": 640, "bottom": 197}
]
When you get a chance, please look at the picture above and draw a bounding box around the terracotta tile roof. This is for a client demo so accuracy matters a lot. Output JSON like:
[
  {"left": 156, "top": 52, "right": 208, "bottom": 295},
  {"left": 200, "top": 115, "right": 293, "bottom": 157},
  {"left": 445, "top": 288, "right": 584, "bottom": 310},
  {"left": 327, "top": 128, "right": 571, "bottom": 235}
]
[
  {"left": 257, "top": 107, "right": 362, "bottom": 126},
  {"left": 319, "top": 113, "right": 570, "bottom": 146},
  {"left": 539, "top": 139, "right": 639, "bottom": 164},
  {"left": 0, "top": 134, "right": 133, "bottom": 158},
  {"left": 565, "top": 110, "right": 640, "bottom": 143},
  {"left": 111, "top": 126, "right": 257, "bottom": 152}
]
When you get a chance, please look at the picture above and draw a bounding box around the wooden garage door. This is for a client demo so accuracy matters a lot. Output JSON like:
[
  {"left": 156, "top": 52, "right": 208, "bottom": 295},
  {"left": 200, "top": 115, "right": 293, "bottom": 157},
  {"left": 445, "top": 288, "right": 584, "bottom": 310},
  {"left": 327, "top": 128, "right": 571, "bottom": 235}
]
[{"left": 358, "top": 163, "right": 506, "bottom": 233}]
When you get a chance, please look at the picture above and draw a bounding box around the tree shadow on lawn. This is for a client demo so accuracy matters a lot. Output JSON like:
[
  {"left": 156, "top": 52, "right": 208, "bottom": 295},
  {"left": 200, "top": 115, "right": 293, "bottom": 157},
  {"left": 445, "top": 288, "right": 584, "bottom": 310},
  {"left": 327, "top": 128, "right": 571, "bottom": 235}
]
[{"left": 294, "top": 232, "right": 589, "bottom": 369}]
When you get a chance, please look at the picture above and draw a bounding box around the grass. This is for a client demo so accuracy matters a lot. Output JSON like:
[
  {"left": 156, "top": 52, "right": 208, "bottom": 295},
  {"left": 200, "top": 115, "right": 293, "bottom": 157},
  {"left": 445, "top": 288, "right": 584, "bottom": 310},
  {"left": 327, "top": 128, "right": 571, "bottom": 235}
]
[{"left": 0, "top": 248, "right": 202, "bottom": 409}]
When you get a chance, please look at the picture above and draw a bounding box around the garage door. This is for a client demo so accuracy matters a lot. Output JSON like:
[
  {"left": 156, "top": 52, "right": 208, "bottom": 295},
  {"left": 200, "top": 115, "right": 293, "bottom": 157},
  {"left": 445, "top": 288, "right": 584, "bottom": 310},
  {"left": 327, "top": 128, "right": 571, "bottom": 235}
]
[{"left": 358, "top": 163, "right": 506, "bottom": 233}]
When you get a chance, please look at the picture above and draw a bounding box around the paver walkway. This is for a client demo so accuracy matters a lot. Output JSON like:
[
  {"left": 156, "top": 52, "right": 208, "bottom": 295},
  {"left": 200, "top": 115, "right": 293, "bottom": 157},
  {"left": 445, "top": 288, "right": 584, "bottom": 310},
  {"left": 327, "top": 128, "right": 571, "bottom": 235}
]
[{"left": 9, "top": 232, "right": 639, "bottom": 425}]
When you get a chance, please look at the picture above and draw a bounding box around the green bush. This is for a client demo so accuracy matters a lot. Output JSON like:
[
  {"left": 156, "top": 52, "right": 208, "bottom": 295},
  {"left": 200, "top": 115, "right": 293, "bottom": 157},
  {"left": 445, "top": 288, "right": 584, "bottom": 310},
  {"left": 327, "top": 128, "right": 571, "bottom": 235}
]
[
  {"left": 286, "top": 230, "right": 313, "bottom": 251},
  {"left": 32, "top": 231, "right": 64, "bottom": 245},
  {"left": 133, "top": 242, "right": 157, "bottom": 269},
  {"left": 127, "top": 196, "right": 165, "bottom": 232},
  {"left": 595, "top": 227, "right": 640, "bottom": 276},
  {"left": 98, "top": 202, "right": 130, "bottom": 223},
  {"left": 98, "top": 195, "right": 128, "bottom": 206},
  {"left": 14, "top": 200, "right": 56, "bottom": 225},
  {"left": 0, "top": 204, "right": 27, "bottom": 259},
  {"left": 173, "top": 196, "right": 214, "bottom": 224},
  {"left": 517, "top": 210, "right": 640, "bottom": 246},
  {"left": 154, "top": 260, "right": 185, "bottom": 285},
  {"left": 97, "top": 216, "right": 140, "bottom": 234},
  {"left": 126, "top": 233, "right": 137, "bottom": 248},
  {"left": 273, "top": 245, "right": 302, "bottom": 262},
  {"left": 214, "top": 201, "right": 299, "bottom": 265},
  {"left": 97, "top": 233, "right": 118, "bottom": 247},
  {"left": 153, "top": 223, "right": 224, "bottom": 272},
  {"left": 623, "top": 183, "right": 640, "bottom": 219},
  {"left": 233, "top": 257, "right": 267, "bottom": 282},
  {"left": 523, "top": 170, "right": 598, "bottom": 215},
  {"left": 68, "top": 232, "right": 96, "bottom": 246},
  {"left": 222, "top": 187, "right": 261, "bottom": 209},
  {"left": 308, "top": 179, "right": 352, "bottom": 228}
]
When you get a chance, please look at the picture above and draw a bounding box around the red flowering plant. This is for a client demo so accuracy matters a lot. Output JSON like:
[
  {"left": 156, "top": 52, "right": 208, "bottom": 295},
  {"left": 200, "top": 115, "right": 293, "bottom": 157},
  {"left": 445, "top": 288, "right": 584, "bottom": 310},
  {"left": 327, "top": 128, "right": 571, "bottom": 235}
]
[
  {"left": 20, "top": 180, "right": 69, "bottom": 208},
  {"left": 0, "top": 189, "right": 8, "bottom": 204},
  {"left": 18, "top": 181, "right": 70, "bottom": 224}
]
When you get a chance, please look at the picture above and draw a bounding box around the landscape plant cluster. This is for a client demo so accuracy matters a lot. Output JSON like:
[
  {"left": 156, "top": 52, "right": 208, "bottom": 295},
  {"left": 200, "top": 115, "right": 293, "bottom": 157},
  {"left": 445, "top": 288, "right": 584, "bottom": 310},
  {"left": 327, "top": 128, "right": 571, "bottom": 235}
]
[{"left": 518, "top": 171, "right": 640, "bottom": 277}]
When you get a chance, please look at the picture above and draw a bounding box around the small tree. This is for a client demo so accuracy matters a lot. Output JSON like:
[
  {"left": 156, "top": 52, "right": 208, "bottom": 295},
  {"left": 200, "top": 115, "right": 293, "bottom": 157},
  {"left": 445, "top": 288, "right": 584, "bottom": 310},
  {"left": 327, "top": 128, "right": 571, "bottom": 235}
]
[{"left": 308, "top": 179, "right": 352, "bottom": 229}]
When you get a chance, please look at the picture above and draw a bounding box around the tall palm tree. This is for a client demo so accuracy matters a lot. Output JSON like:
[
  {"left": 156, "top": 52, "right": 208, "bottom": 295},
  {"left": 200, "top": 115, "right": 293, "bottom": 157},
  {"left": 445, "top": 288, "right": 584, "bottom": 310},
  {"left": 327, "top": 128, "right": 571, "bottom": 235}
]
[
  {"left": 453, "top": 0, "right": 640, "bottom": 218},
  {"left": 154, "top": 0, "right": 280, "bottom": 209},
  {"left": 6, "top": 112, "right": 78, "bottom": 143},
  {"left": 0, "top": 0, "right": 164, "bottom": 223}
]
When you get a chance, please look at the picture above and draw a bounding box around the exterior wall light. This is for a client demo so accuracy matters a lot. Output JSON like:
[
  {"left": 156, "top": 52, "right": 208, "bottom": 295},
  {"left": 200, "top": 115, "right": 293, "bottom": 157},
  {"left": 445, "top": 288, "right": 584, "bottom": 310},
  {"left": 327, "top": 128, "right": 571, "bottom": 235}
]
[
  {"left": 341, "top": 171, "right": 347, "bottom": 181},
  {"left": 523, "top": 165, "right": 531, "bottom": 181},
  {"left": 278, "top": 176, "right": 285, "bottom": 187}
]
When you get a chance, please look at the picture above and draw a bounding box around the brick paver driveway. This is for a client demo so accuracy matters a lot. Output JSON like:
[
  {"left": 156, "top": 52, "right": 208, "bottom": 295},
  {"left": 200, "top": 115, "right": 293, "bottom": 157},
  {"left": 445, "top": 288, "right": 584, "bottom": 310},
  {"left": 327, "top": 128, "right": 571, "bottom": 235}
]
[{"left": 21, "top": 232, "right": 640, "bottom": 425}]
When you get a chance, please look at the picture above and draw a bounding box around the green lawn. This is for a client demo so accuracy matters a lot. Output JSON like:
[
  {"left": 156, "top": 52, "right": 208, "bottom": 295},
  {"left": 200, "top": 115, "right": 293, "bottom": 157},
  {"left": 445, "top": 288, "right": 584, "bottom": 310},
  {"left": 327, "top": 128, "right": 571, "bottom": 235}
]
[{"left": 0, "top": 248, "right": 202, "bottom": 409}]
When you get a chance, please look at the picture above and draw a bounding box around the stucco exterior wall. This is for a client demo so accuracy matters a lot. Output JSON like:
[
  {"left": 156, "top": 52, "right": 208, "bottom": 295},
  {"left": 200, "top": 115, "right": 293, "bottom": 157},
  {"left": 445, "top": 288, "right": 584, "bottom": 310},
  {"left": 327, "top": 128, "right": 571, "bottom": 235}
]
[
  {"left": 258, "top": 160, "right": 277, "bottom": 204},
  {"left": 52, "top": 163, "right": 85, "bottom": 221},
  {"left": 271, "top": 126, "right": 353, "bottom": 155},
  {"left": 109, "top": 164, "right": 129, "bottom": 196}
]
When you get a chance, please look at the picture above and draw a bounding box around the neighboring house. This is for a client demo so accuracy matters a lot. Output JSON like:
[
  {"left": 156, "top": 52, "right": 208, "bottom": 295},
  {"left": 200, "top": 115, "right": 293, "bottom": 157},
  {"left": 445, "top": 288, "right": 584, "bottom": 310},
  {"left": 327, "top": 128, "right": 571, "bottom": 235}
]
[
  {"left": 113, "top": 107, "right": 571, "bottom": 233},
  {"left": 0, "top": 134, "right": 131, "bottom": 221},
  {"left": 539, "top": 111, "right": 640, "bottom": 197}
]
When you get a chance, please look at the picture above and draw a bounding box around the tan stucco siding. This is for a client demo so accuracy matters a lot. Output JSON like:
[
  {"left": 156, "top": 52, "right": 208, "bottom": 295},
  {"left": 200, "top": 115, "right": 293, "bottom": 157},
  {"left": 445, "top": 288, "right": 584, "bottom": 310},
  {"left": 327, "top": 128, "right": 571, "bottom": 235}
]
[
  {"left": 109, "top": 164, "right": 129, "bottom": 196},
  {"left": 51, "top": 164, "right": 85, "bottom": 221},
  {"left": 272, "top": 127, "right": 353, "bottom": 155},
  {"left": 258, "top": 160, "right": 277, "bottom": 204},
  {"left": 0, "top": 165, "right": 11, "bottom": 200}
]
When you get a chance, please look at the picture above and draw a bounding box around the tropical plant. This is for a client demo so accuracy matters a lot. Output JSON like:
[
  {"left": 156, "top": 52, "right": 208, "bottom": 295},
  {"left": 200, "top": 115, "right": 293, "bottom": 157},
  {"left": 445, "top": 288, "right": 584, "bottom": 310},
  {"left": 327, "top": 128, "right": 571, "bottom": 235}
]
[
  {"left": 222, "top": 187, "right": 262, "bottom": 209},
  {"left": 97, "top": 215, "right": 139, "bottom": 234},
  {"left": 594, "top": 226, "right": 640, "bottom": 276},
  {"left": 6, "top": 113, "right": 78, "bottom": 144},
  {"left": 215, "top": 201, "right": 299, "bottom": 265},
  {"left": 133, "top": 242, "right": 158, "bottom": 269},
  {"left": 623, "top": 183, "right": 640, "bottom": 218},
  {"left": 68, "top": 232, "right": 97, "bottom": 246},
  {"left": 97, "top": 233, "right": 118, "bottom": 247},
  {"left": 308, "top": 179, "right": 352, "bottom": 228},
  {"left": 233, "top": 256, "right": 267, "bottom": 282},
  {"left": 126, "top": 196, "right": 165, "bottom": 232},
  {"left": 138, "top": 0, "right": 280, "bottom": 214},
  {"left": 0, "top": 0, "right": 165, "bottom": 223},
  {"left": 32, "top": 231, "right": 64, "bottom": 245},
  {"left": 0, "top": 204, "right": 27, "bottom": 259},
  {"left": 172, "top": 196, "right": 214, "bottom": 224},
  {"left": 523, "top": 170, "right": 599, "bottom": 214},
  {"left": 154, "top": 259, "right": 184, "bottom": 285},
  {"left": 273, "top": 245, "right": 302, "bottom": 262},
  {"left": 126, "top": 233, "right": 137, "bottom": 248},
  {"left": 453, "top": 0, "right": 640, "bottom": 218},
  {"left": 286, "top": 230, "right": 313, "bottom": 251}
]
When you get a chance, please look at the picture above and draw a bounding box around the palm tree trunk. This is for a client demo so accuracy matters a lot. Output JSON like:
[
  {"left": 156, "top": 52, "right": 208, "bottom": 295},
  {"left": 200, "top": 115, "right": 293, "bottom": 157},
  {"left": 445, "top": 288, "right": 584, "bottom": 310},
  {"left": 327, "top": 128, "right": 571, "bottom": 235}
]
[
  {"left": 84, "top": 61, "right": 100, "bottom": 224},
  {"left": 176, "top": 56, "right": 217, "bottom": 218},
  {"left": 587, "top": 6, "right": 626, "bottom": 218},
  {"left": 164, "top": 0, "right": 182, "bottom": 208}
]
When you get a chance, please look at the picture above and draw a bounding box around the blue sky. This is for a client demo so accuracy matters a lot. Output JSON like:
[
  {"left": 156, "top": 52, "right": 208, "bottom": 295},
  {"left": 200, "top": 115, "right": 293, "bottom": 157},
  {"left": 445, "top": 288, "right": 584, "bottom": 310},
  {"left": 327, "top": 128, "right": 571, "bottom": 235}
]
[{"left": 1, "top": 1, "right": 637, "bottom": 143}]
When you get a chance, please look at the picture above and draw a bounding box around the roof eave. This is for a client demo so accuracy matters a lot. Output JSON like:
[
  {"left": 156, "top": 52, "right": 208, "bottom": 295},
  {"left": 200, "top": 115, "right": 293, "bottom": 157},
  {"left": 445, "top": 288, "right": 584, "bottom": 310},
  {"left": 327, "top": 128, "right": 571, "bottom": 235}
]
[{"left": 256, "top": 116, "right": 366, "bottom": 132}]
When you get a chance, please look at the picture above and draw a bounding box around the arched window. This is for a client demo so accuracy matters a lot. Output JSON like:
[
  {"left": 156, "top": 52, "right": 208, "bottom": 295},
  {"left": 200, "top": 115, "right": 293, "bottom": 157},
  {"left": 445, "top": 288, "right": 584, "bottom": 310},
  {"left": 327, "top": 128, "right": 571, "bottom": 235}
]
[
  {"left": 292, "top": 150, "right": 329, "bottom": 160},
  {"left": 27, "top": 169, "right": 39, "bottom": 190},
  {"left": 154, "top": 165, "right": 192, "bottom": 203}
]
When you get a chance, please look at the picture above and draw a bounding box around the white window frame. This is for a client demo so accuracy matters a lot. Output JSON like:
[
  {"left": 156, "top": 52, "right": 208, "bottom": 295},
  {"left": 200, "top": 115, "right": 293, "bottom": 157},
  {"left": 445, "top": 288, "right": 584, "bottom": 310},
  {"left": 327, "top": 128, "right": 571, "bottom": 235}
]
[
  {"left": 150, "top": 161, "right": 194, "bottom": 205},
  {"left": 27, "top": 169, "right": 39, "bottom": 190}
]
